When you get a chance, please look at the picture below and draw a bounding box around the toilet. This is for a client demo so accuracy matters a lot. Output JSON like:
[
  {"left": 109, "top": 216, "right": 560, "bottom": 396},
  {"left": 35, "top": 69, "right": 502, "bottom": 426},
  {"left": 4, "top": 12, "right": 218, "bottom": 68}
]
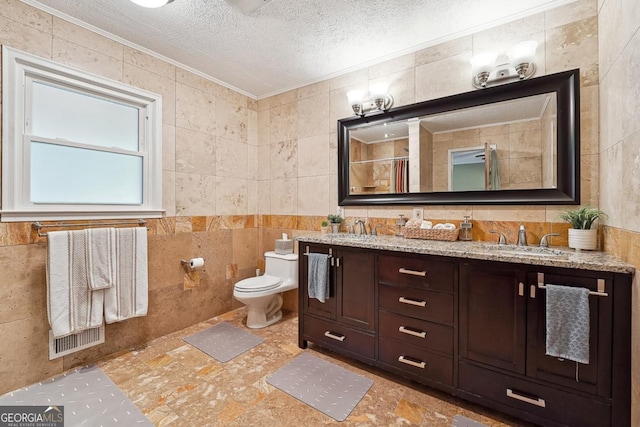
[{"left": 233, "top": 251, "right": 298, "bottom": 329}]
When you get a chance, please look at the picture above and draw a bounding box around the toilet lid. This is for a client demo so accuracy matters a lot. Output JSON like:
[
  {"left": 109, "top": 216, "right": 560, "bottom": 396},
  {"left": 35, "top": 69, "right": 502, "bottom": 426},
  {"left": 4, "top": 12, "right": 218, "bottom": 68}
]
[{"left": 235, "top": 275, "right": 282, "bottom": 292}]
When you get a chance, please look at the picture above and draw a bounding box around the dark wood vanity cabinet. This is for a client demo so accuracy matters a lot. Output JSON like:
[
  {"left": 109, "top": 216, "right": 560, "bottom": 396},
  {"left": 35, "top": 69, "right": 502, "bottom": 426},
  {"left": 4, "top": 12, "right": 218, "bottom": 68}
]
[
  {"left": 458, "top": 260, "right": 630, "bottom": 427},
  {"left": 377, "top": 253, "right": 456, "bottom": 389},
  {"left": 297, "top": 241, "right": 632, "bottom": 427},
  {"left": 299, "top": 243, "right": 376, "bottom": 361}
]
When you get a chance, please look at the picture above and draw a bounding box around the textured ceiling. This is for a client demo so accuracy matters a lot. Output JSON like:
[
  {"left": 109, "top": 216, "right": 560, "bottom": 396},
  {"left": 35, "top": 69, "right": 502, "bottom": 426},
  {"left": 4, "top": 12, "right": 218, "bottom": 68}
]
[{"left": 23, "top": 0, "right": 573, "bottom": 98}]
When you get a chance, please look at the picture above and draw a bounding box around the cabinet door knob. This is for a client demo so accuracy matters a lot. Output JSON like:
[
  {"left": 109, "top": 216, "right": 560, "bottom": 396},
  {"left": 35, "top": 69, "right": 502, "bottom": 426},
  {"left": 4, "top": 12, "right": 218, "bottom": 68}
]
[
  {"left": 398, "top": 355, "right": 426, "bottom": 369},
  {"left": 399, "top": 268, "right": 427, "bottom": 277},
  {"left": 518, "top": 282, "right": 524, "bottom": 297},
  {"left": 399, "top": 326, "right": 427, "bottom": 338},
  {"left": 398, "top": 297, "right": 427, "bottom": 307},
  {"left": 324, "top": 331, "right": 345, "bottom": 342},
  {"left": 506, "top": 388, "right": 546, "bottom": 408}
]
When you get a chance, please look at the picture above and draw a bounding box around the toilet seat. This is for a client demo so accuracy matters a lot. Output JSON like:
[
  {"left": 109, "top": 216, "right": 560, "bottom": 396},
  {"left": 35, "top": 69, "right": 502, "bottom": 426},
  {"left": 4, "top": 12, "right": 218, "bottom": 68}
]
[{"left": 234, "top": 275, "right": 282, "bottom": 293}]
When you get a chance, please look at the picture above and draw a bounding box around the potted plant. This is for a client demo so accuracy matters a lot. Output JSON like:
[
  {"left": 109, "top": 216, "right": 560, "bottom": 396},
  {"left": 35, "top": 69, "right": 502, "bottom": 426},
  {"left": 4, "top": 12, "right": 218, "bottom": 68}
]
[
  {"left": 559, "top": 206, "right": 607, "bottom": 251},
  {"left": 327, "top": 214, "right": 343, "bottom": 234},
  {"left": 320, "top": 220, "right": 330, "bottom": 234}
]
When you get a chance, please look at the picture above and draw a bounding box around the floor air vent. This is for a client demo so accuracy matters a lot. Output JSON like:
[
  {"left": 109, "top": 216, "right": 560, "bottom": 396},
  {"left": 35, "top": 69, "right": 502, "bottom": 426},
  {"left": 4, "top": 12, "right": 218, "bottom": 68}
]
[{"left": 49, "top": 325, "right": 105, "bottom": 359}]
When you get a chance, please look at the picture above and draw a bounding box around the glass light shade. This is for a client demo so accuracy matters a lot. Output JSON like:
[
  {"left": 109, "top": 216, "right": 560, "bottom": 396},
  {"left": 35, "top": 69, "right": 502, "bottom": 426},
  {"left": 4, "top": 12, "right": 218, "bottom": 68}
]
[
  {"left": 130, "top": 0, "right": 172, "bottom": 8},
  {"left": 346, "top": 89, "right": 366, "bottom": 105},
  {"left": 507, "top": 40, "right": 538, "bottom": 67},
  {"left": 469, "top": 52, "right": 497, "bottom": 75},
  {"left": 369, "top": 82, "right": 389, "bottom": 99}
]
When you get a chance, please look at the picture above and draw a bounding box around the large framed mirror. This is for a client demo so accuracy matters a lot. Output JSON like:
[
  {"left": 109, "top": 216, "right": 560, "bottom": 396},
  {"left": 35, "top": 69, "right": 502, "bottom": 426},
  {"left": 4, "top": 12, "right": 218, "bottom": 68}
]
[{"left": 338, "top": 69, "right": 580, "bottom": 205}]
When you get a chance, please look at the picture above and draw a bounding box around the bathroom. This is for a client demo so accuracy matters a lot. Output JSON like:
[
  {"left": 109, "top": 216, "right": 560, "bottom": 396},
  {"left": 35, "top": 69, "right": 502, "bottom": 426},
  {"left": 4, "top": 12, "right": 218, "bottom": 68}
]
[{"left": 0, "top": 0, "right": 638, "bottom": 425}]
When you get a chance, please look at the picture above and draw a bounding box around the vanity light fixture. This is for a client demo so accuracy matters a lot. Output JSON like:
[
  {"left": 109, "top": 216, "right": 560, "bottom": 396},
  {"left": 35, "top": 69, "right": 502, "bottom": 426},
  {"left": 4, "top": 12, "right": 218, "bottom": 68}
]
[
  {"left": 470, "top": 40, "right": 538, "bottom": 89},
  {"left": 130, "top": 0, "right": 174, "bottom": 8},
  {"left": 347, "top": 82, "right": 394, "bottom": 117}
]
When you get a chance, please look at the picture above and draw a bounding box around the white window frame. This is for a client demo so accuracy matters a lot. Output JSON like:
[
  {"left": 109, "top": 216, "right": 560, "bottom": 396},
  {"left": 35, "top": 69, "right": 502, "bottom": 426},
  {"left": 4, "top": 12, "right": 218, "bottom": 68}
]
[{"left": 1, "top": 46, "right": 163, "bottom": 222}]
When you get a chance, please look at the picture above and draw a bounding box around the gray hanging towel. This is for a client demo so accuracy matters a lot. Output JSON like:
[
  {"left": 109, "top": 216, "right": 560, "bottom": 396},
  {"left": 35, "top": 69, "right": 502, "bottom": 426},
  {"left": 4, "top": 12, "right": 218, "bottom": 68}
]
[
  {"left": 307, "top": 253, "right": 330, "bottom": 302},
  {"left": 545, "top": 284, "right": 590, "bottom": 364}
]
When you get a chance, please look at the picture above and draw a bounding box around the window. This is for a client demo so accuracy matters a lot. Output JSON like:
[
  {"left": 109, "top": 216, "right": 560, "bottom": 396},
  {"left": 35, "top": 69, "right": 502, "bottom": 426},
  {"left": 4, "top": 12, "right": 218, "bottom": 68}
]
[{"left": 1, "top": 46, "right": 163, "bottom": 222}]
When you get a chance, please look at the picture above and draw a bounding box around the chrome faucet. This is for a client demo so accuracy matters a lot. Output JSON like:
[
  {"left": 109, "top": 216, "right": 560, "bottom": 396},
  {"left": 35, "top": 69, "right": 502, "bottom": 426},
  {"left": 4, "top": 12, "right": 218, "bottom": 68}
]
[
  {"left": 517, "top": 224, "right": 527, "bottom": 246},
  {"left": 539, "top": 233, "right": 560, "bottom": 247},
  {"left": 489, "top": 230, "right": 507, "bottom": 245},
  {"left": 354, "top": 219, "right": 367, "bottom": 235}
]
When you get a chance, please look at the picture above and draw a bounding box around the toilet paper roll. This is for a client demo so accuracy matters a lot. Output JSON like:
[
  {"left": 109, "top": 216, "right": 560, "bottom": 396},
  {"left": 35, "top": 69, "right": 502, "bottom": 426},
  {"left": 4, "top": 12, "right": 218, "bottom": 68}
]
[{"left": 189, "top": 257, "right": 205, "bottom": 270}]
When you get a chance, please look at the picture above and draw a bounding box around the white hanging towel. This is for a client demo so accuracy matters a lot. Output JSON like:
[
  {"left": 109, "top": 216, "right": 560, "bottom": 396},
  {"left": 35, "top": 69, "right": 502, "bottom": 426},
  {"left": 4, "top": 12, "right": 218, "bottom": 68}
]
[
  {"left": 104, "top": 227, "right": 149, "bottom": 323},
  {"left": 85, "top": 228, "right": 117, "bottom": 290},
  {"left": 47, "top": 230, "right": 105, "bottom": 338}
]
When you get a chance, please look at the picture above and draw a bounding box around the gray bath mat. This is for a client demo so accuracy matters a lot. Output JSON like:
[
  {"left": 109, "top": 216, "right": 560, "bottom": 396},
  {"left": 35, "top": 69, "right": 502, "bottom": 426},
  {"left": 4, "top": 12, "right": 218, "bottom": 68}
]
[
  {"left": 266, "top": 352, "right": 373, "bottom": 422},
  {"left": 452, "top": 415, "right": 488, "bottom": 427},
  {"left": 0, "top": 364, "right": 151, "bottom": 426},
  {"left": 182, "top": 322, "right": 264, "bottom": 362}
]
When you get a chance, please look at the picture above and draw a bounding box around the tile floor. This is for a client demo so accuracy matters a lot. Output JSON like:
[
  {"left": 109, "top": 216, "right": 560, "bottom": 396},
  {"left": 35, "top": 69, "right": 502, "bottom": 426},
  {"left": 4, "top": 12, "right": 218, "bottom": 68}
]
[{"left": 93, "top": 308, "right": 531, "bottom": 426}]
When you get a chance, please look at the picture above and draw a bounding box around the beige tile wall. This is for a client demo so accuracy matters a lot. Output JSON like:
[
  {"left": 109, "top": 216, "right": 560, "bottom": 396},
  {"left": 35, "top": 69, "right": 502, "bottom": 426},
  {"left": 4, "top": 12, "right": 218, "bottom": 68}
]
[
  {"left": 258, "top": 0, "right": 600, "bottom": 224},
  {"left": 0, "top": 0, "right": 260, "bottom": 394},
  {"left": 598, "top": 0, "right": 640, "bottom": 424}
]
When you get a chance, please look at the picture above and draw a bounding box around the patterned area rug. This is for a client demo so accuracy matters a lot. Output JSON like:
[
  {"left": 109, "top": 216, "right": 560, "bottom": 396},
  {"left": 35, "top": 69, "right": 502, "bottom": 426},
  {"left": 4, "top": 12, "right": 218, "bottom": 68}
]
[
  {"left": 182, "top": 322, "right": 265, "bottom": 362},
  {"left": 452, "top": 414, "right": 489, "bottom": 427},
  {"left": 0, "top": 365, "right": 151, "bottom": 426},
  {"left": 266, "top": 352, "right": 373, "bottom": 422}
]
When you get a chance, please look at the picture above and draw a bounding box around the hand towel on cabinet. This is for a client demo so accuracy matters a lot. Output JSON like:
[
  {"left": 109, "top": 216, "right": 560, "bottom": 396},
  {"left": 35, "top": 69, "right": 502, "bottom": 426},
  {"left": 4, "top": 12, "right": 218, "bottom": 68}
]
[
  {"left": 545, "top": 284, "right": 590, "bottom": 364},
  {"left": 307, "top": 253, "right": 330, "bottom": 303}
]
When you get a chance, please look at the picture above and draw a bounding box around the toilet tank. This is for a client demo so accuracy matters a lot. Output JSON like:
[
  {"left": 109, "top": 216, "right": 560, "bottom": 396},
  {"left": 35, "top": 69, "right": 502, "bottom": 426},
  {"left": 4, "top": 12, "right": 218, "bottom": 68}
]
[{"left": 264, "top": 251, "right": 298, "bottom": 285}]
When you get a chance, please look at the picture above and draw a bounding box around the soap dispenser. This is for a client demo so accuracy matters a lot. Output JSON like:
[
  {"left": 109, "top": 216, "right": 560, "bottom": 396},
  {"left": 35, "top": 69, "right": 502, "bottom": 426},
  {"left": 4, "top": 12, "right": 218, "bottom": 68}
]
[{"left": 460, "top": 216, "right": 473, "bottom": 241}]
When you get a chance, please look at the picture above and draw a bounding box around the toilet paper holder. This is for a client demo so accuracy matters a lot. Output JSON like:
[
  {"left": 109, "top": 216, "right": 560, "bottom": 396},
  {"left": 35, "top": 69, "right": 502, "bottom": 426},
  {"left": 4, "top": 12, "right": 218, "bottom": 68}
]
[{"left": 181, "top": 258, "right": 205, "bottom": 270}]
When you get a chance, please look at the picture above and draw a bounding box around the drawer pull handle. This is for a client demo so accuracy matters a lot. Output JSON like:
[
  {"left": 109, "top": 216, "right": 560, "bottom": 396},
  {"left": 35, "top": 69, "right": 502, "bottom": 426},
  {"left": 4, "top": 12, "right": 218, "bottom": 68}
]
[
  {"left": 398, "top": 297, "right": 427, "bottom": 307},
  {"left": 506, "top": 388, "right": 546, "bottom": 408},
  {"left": 398, "top": 326, "right": 427, "bottom": 338},
  {"left": 399, "top": 268, "right": 427, "bottom": 277},
  {"left": 398, "top": 355, "right": 426, "bottom": 369},
  {"left": 324, "top": 331, "right": 345, "bottom": 342}
]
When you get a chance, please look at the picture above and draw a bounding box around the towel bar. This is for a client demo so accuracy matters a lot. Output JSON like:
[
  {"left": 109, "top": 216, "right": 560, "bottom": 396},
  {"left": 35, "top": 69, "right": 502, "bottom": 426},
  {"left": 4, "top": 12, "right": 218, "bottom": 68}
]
[
  {"left": 537, "top": 273, "right": 608, "bottom": 297},
  {"left": 33, "top": 219, "right": 147, "bottom": 237},
  {"left": 303, "top": 246, "right": 332, "bottom": 258}
]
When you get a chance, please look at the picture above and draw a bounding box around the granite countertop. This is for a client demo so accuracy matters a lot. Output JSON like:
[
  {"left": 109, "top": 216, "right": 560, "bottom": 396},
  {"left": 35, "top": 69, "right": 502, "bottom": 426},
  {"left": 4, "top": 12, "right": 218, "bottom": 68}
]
[{"left": 295, "top": 233, "right": 635, "bottom": 275}]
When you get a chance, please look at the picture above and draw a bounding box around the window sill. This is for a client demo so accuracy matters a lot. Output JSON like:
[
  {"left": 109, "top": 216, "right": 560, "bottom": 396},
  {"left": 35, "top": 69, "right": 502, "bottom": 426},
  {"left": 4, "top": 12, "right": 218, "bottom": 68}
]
[{"left": 0, "top": 209, "right": 165, "bottom": 223}]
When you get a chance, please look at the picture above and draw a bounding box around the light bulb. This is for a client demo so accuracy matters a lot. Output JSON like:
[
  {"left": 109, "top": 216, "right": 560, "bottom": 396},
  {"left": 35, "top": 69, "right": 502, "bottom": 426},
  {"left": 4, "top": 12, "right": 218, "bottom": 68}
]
[
  {"left": 469, "top": 52, "right": 497, "bottom": 75},
  {"left": 507, "top": 40, "right": 538, "bottom": 68},
  {"left": 130, "top": 0, "right": 173, "bottom": 8}
]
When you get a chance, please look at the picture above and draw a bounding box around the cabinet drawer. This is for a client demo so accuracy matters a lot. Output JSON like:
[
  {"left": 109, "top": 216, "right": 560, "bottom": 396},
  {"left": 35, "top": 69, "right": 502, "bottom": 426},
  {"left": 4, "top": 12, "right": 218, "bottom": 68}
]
[
  {"left": 379, "top": 284, "right": 453, "bottom": 323},
  {"left": 379, "top": 338, "right": 453, "bottom": 386},
  {"left": 458, "top": 362, "right": 611, "bottom": 427},
  {"left": 379, "top": 310, "right": 453, "bottom": 355},
  {"left": 303, "top": 316, "right": 375, "bottom": 360},
  {"left": 378, "top": 254, "right": 454, "bottom": 293}
]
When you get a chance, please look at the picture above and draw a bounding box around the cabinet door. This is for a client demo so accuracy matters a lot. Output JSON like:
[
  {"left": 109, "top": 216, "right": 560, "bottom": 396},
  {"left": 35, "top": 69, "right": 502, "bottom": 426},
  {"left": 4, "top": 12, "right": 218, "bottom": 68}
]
[
  {"left": 336, "top": 247, "right": 375, "bottom": 331},
  {"left": 299, "top": 243, "right": 336, "bottom": 320},
  {"left": 459, "top": 261, "right": 527, "bottom": 374},
  {"left": 526, "top": 271, "right": 612, "bottom": 397}
]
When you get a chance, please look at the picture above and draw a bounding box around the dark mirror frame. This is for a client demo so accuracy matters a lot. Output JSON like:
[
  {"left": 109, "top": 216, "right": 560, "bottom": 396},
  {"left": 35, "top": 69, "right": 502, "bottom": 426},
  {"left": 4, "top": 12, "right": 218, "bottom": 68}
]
[{"left": 338, "top": 69, "right": 580, "bottom": 206}]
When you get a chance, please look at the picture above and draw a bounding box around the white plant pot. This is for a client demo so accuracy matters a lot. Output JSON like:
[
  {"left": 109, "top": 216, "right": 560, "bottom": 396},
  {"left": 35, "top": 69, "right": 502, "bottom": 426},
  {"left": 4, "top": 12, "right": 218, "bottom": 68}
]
[
  {"left": 568, "top": 228, "right": 598, "bottom": 251},
  {"left": 330, "top": 223, "right": 340, "bottom": 234}
]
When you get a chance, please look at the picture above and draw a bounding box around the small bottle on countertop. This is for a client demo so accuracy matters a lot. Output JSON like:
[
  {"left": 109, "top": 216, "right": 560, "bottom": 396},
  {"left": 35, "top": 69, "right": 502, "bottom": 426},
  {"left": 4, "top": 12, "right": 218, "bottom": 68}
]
[
  {"left": 460, "top": 215, "right": 473, "bottom": 241},
  {"left": 396, "top": 214, "right": 406, "bottom": 237}
]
